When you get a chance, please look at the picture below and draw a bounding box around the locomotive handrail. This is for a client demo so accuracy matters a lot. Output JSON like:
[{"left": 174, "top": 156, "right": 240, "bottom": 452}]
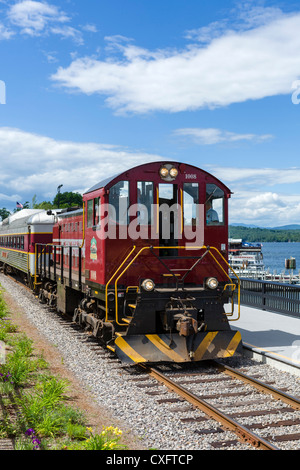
[
  {"left": 34, "top": 243, "right": 54, "bottom": 289},
  {"left": 113, "top": 246, "right": 150, "bottom": 325},
  {"left": 105, "top": 245, "right": 137, "bottom": 323},
  {"left": 111, "top": 245, "right": 241, "bottom": 326},
  {"left": 34, "top": 241, "right": 241, "bottom": 324},
  {"left": 208, "top": 247, "right": 241, "bottom": 320}
]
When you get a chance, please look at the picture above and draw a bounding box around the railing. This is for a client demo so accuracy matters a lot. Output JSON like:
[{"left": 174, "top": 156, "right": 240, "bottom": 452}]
[
  {"left": 233, "top": 277, "right": 300, "bottom": 318},
  {"left": 34, "top": 243, "right": 83, "bottom": 291}
]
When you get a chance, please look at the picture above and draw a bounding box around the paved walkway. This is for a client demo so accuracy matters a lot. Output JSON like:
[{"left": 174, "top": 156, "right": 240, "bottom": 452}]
[{"left": 231, "top": 305, "right": 300, "bottom": 375}]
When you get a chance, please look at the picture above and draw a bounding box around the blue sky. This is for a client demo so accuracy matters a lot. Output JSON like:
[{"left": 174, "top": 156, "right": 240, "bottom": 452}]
[{"left": 1, "top": 0, "right": 300, "bottom": 227}]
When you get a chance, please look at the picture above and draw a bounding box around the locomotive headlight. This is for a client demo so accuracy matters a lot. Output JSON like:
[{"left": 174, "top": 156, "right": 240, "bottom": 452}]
[
  {"left": 169, "top": 167, "right": 178, "bottom": 178},
  {"left": 206, "top": 277, "right": 219, "bottom": 289},
  {"left": 160, "top": 167, "right": 169, "bottom": 178},
  {"left": 160, "top": 164, "right": 179, "bottom": 181},
  {"left": 142, "top": 279, "right": 155, "bottom": 291}
]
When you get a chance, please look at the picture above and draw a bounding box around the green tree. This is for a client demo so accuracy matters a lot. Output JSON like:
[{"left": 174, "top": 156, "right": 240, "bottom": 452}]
[
  {"left": 34, "top": 201, "right": 54, "bottom": 210},
  {"left": 229, "top": 225, "right": 300, "bottom": 242},
  {"left": 52, "top": 191, "right": 82, "bottom": 208},
  {"left": 0, "top": 208, "right": 10, "bottom": 221}
]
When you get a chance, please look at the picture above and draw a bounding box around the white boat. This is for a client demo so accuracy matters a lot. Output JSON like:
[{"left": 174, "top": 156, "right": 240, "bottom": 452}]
[
  {"left": 228, "top": 238, "right": 265, "bottom": 275},
  {"left": 228, "top": 238, "right": 300, "bottom": 284}
]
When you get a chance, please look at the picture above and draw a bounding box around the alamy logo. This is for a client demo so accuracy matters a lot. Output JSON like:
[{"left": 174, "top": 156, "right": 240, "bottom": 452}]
[
  {"left": 291, "top": 80, "right": 300, "bottom": 105},
  {"left": 0, "top": 340, "right": 5, "bottom": 364},
  {"left": 0, "top": 80, "right": 6, "bottom": 104}
]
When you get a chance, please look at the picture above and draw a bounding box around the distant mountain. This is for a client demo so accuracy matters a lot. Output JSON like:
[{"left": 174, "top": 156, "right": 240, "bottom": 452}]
[
  {"left": 270, "top": 225, "right": 300, "bottom": 230},
  {"left": 228, "top": 225, "right": 300, "bottom": 242},
  {"left": 230, "top": 223, "right": 300, "bottom": 230},
  {"left": 230, "top": 223, "right": 261, "bottom": 228}
]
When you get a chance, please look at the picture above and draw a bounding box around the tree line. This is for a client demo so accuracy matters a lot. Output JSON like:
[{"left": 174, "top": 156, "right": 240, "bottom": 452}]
[
  {"left": 0, "top": 192, "right": 83, "bottom": 221},
  {"left": 229, "top": 225, "right": 300, "bottom": 242}
]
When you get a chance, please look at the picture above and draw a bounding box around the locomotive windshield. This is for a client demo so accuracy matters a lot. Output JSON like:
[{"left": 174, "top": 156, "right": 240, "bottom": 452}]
[
  {"left": 137, "top": 181, "right": 153, "bottom": 225},
  {"left": 206, "top": 184, "right": 224, "bottom": 225},
  {"left": 158, "top": 183, "right": 178, "bottom": 256},
  {"left": 183, "top": 182, "right": 199, "bottom": 226}
]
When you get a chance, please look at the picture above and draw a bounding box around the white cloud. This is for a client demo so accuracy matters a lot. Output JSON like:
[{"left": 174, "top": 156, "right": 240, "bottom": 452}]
[
  {"left": 50, "top": 25, "right": 83, "bottom": 45},
  {"left": 51, "top": 7, "right": 300, "bottom": 114},
  {"left": 0, "top": 127, "right": 163, "bottom": 205},
  {"left": 185, "top": 4, "right": 284, "bottom": 43},
  {"left": 0, "top": 192, "right": 21, "bottom": 203},
  {"left": 209, "top": 166, "right": 300, "bottom": 186},
  {"left": 7, "top": 0, "right": 69, "bottom": 36},
  {"left": 174, "top": 128, "right": 273, "bottom": 145},
  {"left": 5, "top": 0, "right": 87, "bottom": 44},
  {"left": 0, "top": 22, "right": 14, "bottom": 40},
  {"left": 82, "top": 24, "right": 98, "bottom": 33},
  {"left": 207, "top": 165, "right": 300, "bottom": 226},
  {"left": 228, "top": 190, "right": 300, "bottom": 226}
]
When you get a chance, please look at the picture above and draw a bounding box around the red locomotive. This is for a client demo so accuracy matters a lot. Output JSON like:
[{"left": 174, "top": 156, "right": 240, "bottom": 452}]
[{"left": 1, "top": 161, "right": 242, "bottom": 364}]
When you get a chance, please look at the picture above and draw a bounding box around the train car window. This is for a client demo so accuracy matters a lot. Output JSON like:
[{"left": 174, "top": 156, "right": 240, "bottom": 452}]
[
  {"left": 137, "top": 182, "right": 153, "bottom": 224},
  {"left": 21, "top": 236, "right": 24, "bottom": 250},
  {"left": 206, "top": 184, "right": 224, "bottom": 225},
  {"left": 87, "top": 199, "right": 93, "bottom": 228},
  {"left": 109, "top": 181, "right": 129, "bottom": 224},
  {"left": 183, "top": 183, "right": 199, "bottom": 226},
  {"left": 17, "top": 237, "right": 20, "bottom": 249},
  {"left": 94, "top": 197, "right": 100, "bottom": 226}
]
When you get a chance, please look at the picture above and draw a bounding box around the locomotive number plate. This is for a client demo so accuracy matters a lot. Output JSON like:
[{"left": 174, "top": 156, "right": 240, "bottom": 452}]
[{"left": 185, "top": 174, "right": 197, "bottom": 179}]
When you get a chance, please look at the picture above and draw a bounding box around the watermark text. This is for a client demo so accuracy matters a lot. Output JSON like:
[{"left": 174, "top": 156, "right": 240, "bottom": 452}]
[
  {"left": 0, "top": 80, "right": 6, "bottom": 105},
  {"left": 291, "top": 80, "right": 300, "bottom": 105},
  {"left": 0, "top": 340, "right": 6, "bottom": 364}
]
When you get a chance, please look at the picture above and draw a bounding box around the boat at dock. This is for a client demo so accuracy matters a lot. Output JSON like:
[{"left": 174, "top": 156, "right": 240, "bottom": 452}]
[
  {"left": 228, "top": 238, "right": 300, "bottom": 284},
  {"left": 228, "top": 239, "right": 265, "bottom": 274}
]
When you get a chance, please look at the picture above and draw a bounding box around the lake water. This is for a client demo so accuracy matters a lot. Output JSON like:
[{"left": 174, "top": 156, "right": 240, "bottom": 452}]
[{"left": 261, "top": 242, "right": 300, "bottom": 273}]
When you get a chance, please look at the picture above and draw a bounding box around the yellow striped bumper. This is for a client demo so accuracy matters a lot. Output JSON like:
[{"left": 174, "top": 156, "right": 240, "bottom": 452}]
[{"left": 114, "top": 330, "right": 242, "bottom": 364}]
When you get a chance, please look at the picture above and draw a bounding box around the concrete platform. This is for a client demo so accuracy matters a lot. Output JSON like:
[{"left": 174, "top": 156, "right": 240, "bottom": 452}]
[{"left": 230, "top": 305, "right": 300, "bottom": 376}]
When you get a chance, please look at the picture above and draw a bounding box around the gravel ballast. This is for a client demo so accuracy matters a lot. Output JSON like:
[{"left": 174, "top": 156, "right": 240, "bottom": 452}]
[{"left": 1, "top": 273, "right": 299, "bottom": 450}]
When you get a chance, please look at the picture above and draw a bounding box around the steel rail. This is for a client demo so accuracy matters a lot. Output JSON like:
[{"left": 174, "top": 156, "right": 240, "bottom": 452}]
[
  {"left": 211, "top": 361, "right": 300, "bottom": 410},
  {"left": 139, "top": 364, "right": 280, "bottom": 450}
]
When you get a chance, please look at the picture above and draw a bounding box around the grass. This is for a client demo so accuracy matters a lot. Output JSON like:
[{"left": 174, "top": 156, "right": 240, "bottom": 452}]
[{"left": 0, "top": 285, "right": 126, "bottom": 451}]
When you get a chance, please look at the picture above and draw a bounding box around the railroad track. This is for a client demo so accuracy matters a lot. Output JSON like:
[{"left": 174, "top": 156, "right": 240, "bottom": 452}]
[{"left": 135, "top": 362, "right": 300, "bottom": 450}]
